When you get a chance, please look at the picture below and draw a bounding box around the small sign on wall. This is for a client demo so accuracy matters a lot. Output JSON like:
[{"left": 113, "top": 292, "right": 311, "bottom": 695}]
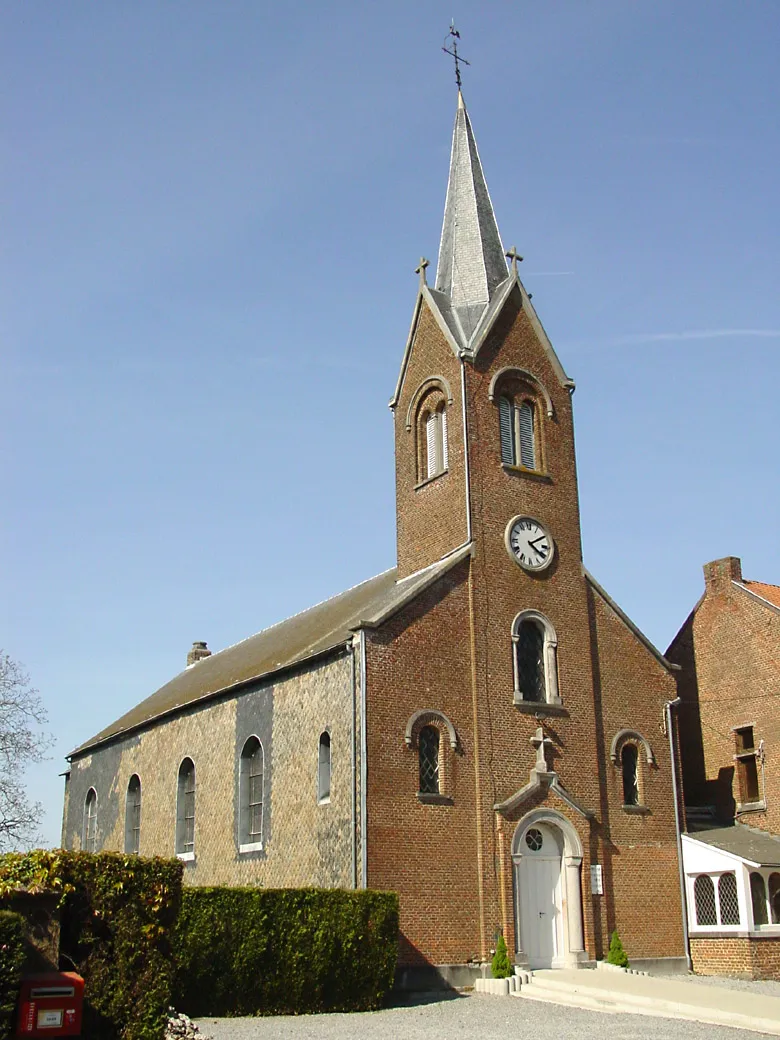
[{"left": 590, "top": 864, "right": 603, "bottom": 895}]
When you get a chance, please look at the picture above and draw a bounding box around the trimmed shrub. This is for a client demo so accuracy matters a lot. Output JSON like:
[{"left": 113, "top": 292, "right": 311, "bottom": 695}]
[
  {"left": 0, "top": 850, "right": 183, "bottom": 1040},
  {"left": 607, "top": 929, "right": 629, "bottom": 968},
  {"left": 491, "top": 934, "right": 511, "bottom": 979},
  {"left": 0, "top": 911, "right": 25, "bottom": 1040},
  {"left": 173, "top": 887, "right": 399, "bottom": 1016}
]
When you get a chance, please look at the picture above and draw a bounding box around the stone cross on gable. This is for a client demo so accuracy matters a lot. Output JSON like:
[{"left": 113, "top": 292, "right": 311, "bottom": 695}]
[
  {"left": 506, "top": 246, "right": 523, "bottom": 275},
  {"left": 415, "top": 257, "right": 429, "bottom": 288}
]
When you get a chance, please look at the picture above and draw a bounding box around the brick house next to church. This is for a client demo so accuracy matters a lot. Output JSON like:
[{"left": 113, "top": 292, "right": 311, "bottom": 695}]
[
  {"left": 62, "top": 90, "right": 688, "bottom": 983},
  {"left": 668, "top": 556, "right": 780, "bottom": 979}
]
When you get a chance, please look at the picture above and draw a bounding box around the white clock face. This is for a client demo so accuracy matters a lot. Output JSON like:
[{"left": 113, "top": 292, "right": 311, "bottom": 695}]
[{"left": 505, "top": 516, "right": 554, "bottom": 572}]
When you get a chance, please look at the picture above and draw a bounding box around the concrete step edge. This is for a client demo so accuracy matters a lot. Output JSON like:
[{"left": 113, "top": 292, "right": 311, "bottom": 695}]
[{"left": 518, "top": 985, "right": 780, "bottom": 1035}]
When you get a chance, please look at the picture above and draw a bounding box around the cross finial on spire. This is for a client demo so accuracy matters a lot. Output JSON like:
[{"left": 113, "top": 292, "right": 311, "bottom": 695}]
[
  {"left": 442, "top": 21, "right": 470, "bottom": 90},
  {"left": 415, "top": 257, "right": 429, "bottom": 288},
  {"left": 506, "top": 246, "right": 523, "bottom": 275}
]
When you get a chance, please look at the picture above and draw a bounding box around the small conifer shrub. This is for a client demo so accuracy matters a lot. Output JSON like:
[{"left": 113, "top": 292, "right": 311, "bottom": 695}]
[
  {"left": 491, "top": 934, "right": 512, "bottom": 979},
  {"left": 606, "top": 929, "right": 629, "bottom": 968}
]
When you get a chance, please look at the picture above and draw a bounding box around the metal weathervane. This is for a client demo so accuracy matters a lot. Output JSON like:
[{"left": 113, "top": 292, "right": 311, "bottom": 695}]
[{"left": 442, "top": 21, "right": 470, "bottom": 89}]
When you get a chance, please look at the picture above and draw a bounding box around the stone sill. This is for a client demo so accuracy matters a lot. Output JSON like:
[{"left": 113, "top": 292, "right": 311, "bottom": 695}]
[
  {"left": 238, "top": 842, "right": 264, "bottom": 854},
  {"left": 414, "top": 470, "right": 448, "bottom": 491},
  {"left": 513, "top": 698, "right": 568, "bottom": 718},
  {"left": 502, "top": 465, "right": 552, "bottom": 484},
  {"left": 622, "top": 804, "right": 651, "bottom": 815},
  {"left": 736, "top": 800, "right": 766, "bottom": 813},
  {"left": 176, "top": 851, "right": 195, "bottom": 863},
  {"left": 416, "top": 793, "right": 454, "bottom": 806}
]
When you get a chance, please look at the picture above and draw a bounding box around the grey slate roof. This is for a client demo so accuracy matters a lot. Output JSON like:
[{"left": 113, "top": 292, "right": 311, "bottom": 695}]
[
  {"left": 435, "top": 91, "right": 508, "bottom": 343},
  {"left": 70, "top": 546, "right": 472, "bottom": 758},
  {"left": 687, "top": 820, "right": 780, "bottom": 866}
]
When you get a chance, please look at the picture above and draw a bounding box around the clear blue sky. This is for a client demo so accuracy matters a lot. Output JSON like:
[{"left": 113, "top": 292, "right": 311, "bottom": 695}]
[{"left": 2, "top": 2, "right": 778, "bottom": 848}]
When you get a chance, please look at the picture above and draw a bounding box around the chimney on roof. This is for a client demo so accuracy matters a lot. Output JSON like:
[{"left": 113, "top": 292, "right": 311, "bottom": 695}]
[
  {"left": 187, "top": 641, "right": 211, "bottom": 667},
  {"left": 703, "top": 556, "right": 742, "bottom": 591}
]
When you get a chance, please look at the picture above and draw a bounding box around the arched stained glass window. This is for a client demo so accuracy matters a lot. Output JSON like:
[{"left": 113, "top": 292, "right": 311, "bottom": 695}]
[
  {"left": 239, "top": 738, "right": 264, "bottom": 845},
  {"left": 176, "top": 758, "right": 196, "bottom": 856},
  {"left": 515, "top": 620, "right": 545, "bottom": 703},
  {"left": 418, "top": 726, "right": 440, "bottom": 795},
  {"left": 621, "top": 744, "right": 639, "bottom": 806},
  {"left": 318, "top": 732, "right": 331, "bottom": 804},
  {"left": 125, "top": 775, "right": 141, "bottom": 854},
  {"left": 83, "top": 788, "right": 98, "bottom": 853}
]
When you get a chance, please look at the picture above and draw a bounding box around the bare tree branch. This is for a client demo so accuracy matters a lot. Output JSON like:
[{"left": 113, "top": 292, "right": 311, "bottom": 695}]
[{"left": 0, "top": 652, "right": 54, "bottom": 851}]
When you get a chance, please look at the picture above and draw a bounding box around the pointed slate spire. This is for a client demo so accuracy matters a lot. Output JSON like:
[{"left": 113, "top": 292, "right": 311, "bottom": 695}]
[{"left": 434, "top": 92, "right": 508, "bottom": 341}]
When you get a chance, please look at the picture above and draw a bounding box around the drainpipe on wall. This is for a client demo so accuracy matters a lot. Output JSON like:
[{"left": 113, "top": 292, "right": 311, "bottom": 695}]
[
  {"left": 349, "top": 636, "right": 358, "bottom": 890},
  {"left": 665, "top": 696, "right": 692, "bottom": 970},
  {"left": 359, "top": 628, "right": 368, "bottom": 890}
]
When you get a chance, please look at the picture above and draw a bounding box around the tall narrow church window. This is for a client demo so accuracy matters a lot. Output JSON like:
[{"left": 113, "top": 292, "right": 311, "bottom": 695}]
[
  {"left": 621, "top": 744, "right": 640, "bottom": 806},
  {"left": 125, "top": 775, "right": 141, "bottom": 854},
  {"left": 176, "top": 758, "right": 196, "bottom": 857},
  {"left": 418, "top": 726, "right": 440, "bottom": 794},
  {"left": 499, "top": 396, "right": 537, "bottom": 470},
  {"left": 83, "top": 788, "right": 97, "bottom": 852},
  {"left": 239, "top": 737, "right": 264, "bottom": 847},
  {"left": 318, "top": 731, "right": 331, "bottom": 804},
  {"left": 515, "top": 620, "right": 545, "bottom": 702},
  {"left": 424, "top": 404, "right": 448, "bottom": 480}
]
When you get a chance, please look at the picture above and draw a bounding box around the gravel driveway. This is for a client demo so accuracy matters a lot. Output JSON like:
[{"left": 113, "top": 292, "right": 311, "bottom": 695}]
[{"left": 194, "top": 990, "right": 771, "bottom": 1040}]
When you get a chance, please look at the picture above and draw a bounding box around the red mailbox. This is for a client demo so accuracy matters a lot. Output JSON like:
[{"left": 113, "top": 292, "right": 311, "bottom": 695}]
[{"left": 16, "top": 973, "right": 84, "bottom": 1037}]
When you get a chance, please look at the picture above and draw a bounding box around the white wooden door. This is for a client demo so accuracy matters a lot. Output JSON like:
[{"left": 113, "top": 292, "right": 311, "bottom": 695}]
[{"left": 517, "top": 824, "right": 563, "bottom": 969}]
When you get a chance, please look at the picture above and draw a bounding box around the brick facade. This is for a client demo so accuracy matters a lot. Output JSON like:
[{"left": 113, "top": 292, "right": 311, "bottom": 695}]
[
  {"left": 667, "top": 557, "right": 780, "bottom": 831},
  {"left": 373, "top": 286, "right": 685, "bottom": 968}
]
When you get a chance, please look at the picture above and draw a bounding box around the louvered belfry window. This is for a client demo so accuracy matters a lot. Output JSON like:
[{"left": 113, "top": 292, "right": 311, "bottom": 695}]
[
  {"left": 515, "top": 620, "right": 545, "bottom": 702},
  {"left": 424, "top": 405, "right": 448, "bottom": 480},
  {"left": 419, "top": 726, "right": 440, "bottom": 794},
  {"left": 499, "top": 395, "right": 537, "bottom": 470}
]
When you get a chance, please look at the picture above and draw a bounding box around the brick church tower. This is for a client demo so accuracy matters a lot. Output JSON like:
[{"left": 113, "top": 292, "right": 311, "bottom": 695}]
[{"left": 365, "top": 89, "right": 688, "bottom": 980}]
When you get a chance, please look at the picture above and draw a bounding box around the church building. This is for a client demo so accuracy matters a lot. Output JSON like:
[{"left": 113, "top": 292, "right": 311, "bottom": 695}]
[{"left": 62, "top": 90, "right": 688, "bottom": 983}]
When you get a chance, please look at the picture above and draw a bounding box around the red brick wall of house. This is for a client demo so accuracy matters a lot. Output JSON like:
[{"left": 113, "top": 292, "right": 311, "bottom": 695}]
[
  {"left": 691, "top": 936, "right": 780, "bottom": 980},
  {"left": 668, "top": 558, "right": 780, "bottom": 832},
  {"left": 368, "top": 288, "right": 685, "bottom": 968}
]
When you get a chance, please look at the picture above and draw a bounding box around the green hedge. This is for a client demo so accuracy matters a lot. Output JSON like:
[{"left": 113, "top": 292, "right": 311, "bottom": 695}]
[
  {"left": 0, "top": 851, "right": 183, "bottom": 1040},
  {"left": 0, "top": 911, "right": 25, "bottom": 1040},
  {"left": 173, "top": 887, "right": 399, "bottom": 1016}
]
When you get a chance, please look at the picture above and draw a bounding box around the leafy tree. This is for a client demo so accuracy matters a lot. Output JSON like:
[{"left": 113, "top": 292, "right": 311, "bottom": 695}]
[
  {"left": 491, "top": 934, "right": 512, "bottom": 979},
  {"left": 607, "top": 929, "right": 629, "bottom": 968},
  {"left": 0, "top": 653, "right": 52, "bottom": 851}
]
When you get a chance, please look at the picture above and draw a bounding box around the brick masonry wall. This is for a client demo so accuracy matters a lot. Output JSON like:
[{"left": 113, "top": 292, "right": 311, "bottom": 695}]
[
  {"left": 668, "top": 560, "right": 780, "bottom": 831},
  {"left": 394, "top": 299, "right": 468, "bottom": 579},
  {"left": 369, "top": 287, "right": 685, "bottom": 967},
  {"left": 63, "top": 652, "right": 356, "bottom": 889},
  {"left": 691, "top": 936, "right": 780, "bottom": 979}
]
